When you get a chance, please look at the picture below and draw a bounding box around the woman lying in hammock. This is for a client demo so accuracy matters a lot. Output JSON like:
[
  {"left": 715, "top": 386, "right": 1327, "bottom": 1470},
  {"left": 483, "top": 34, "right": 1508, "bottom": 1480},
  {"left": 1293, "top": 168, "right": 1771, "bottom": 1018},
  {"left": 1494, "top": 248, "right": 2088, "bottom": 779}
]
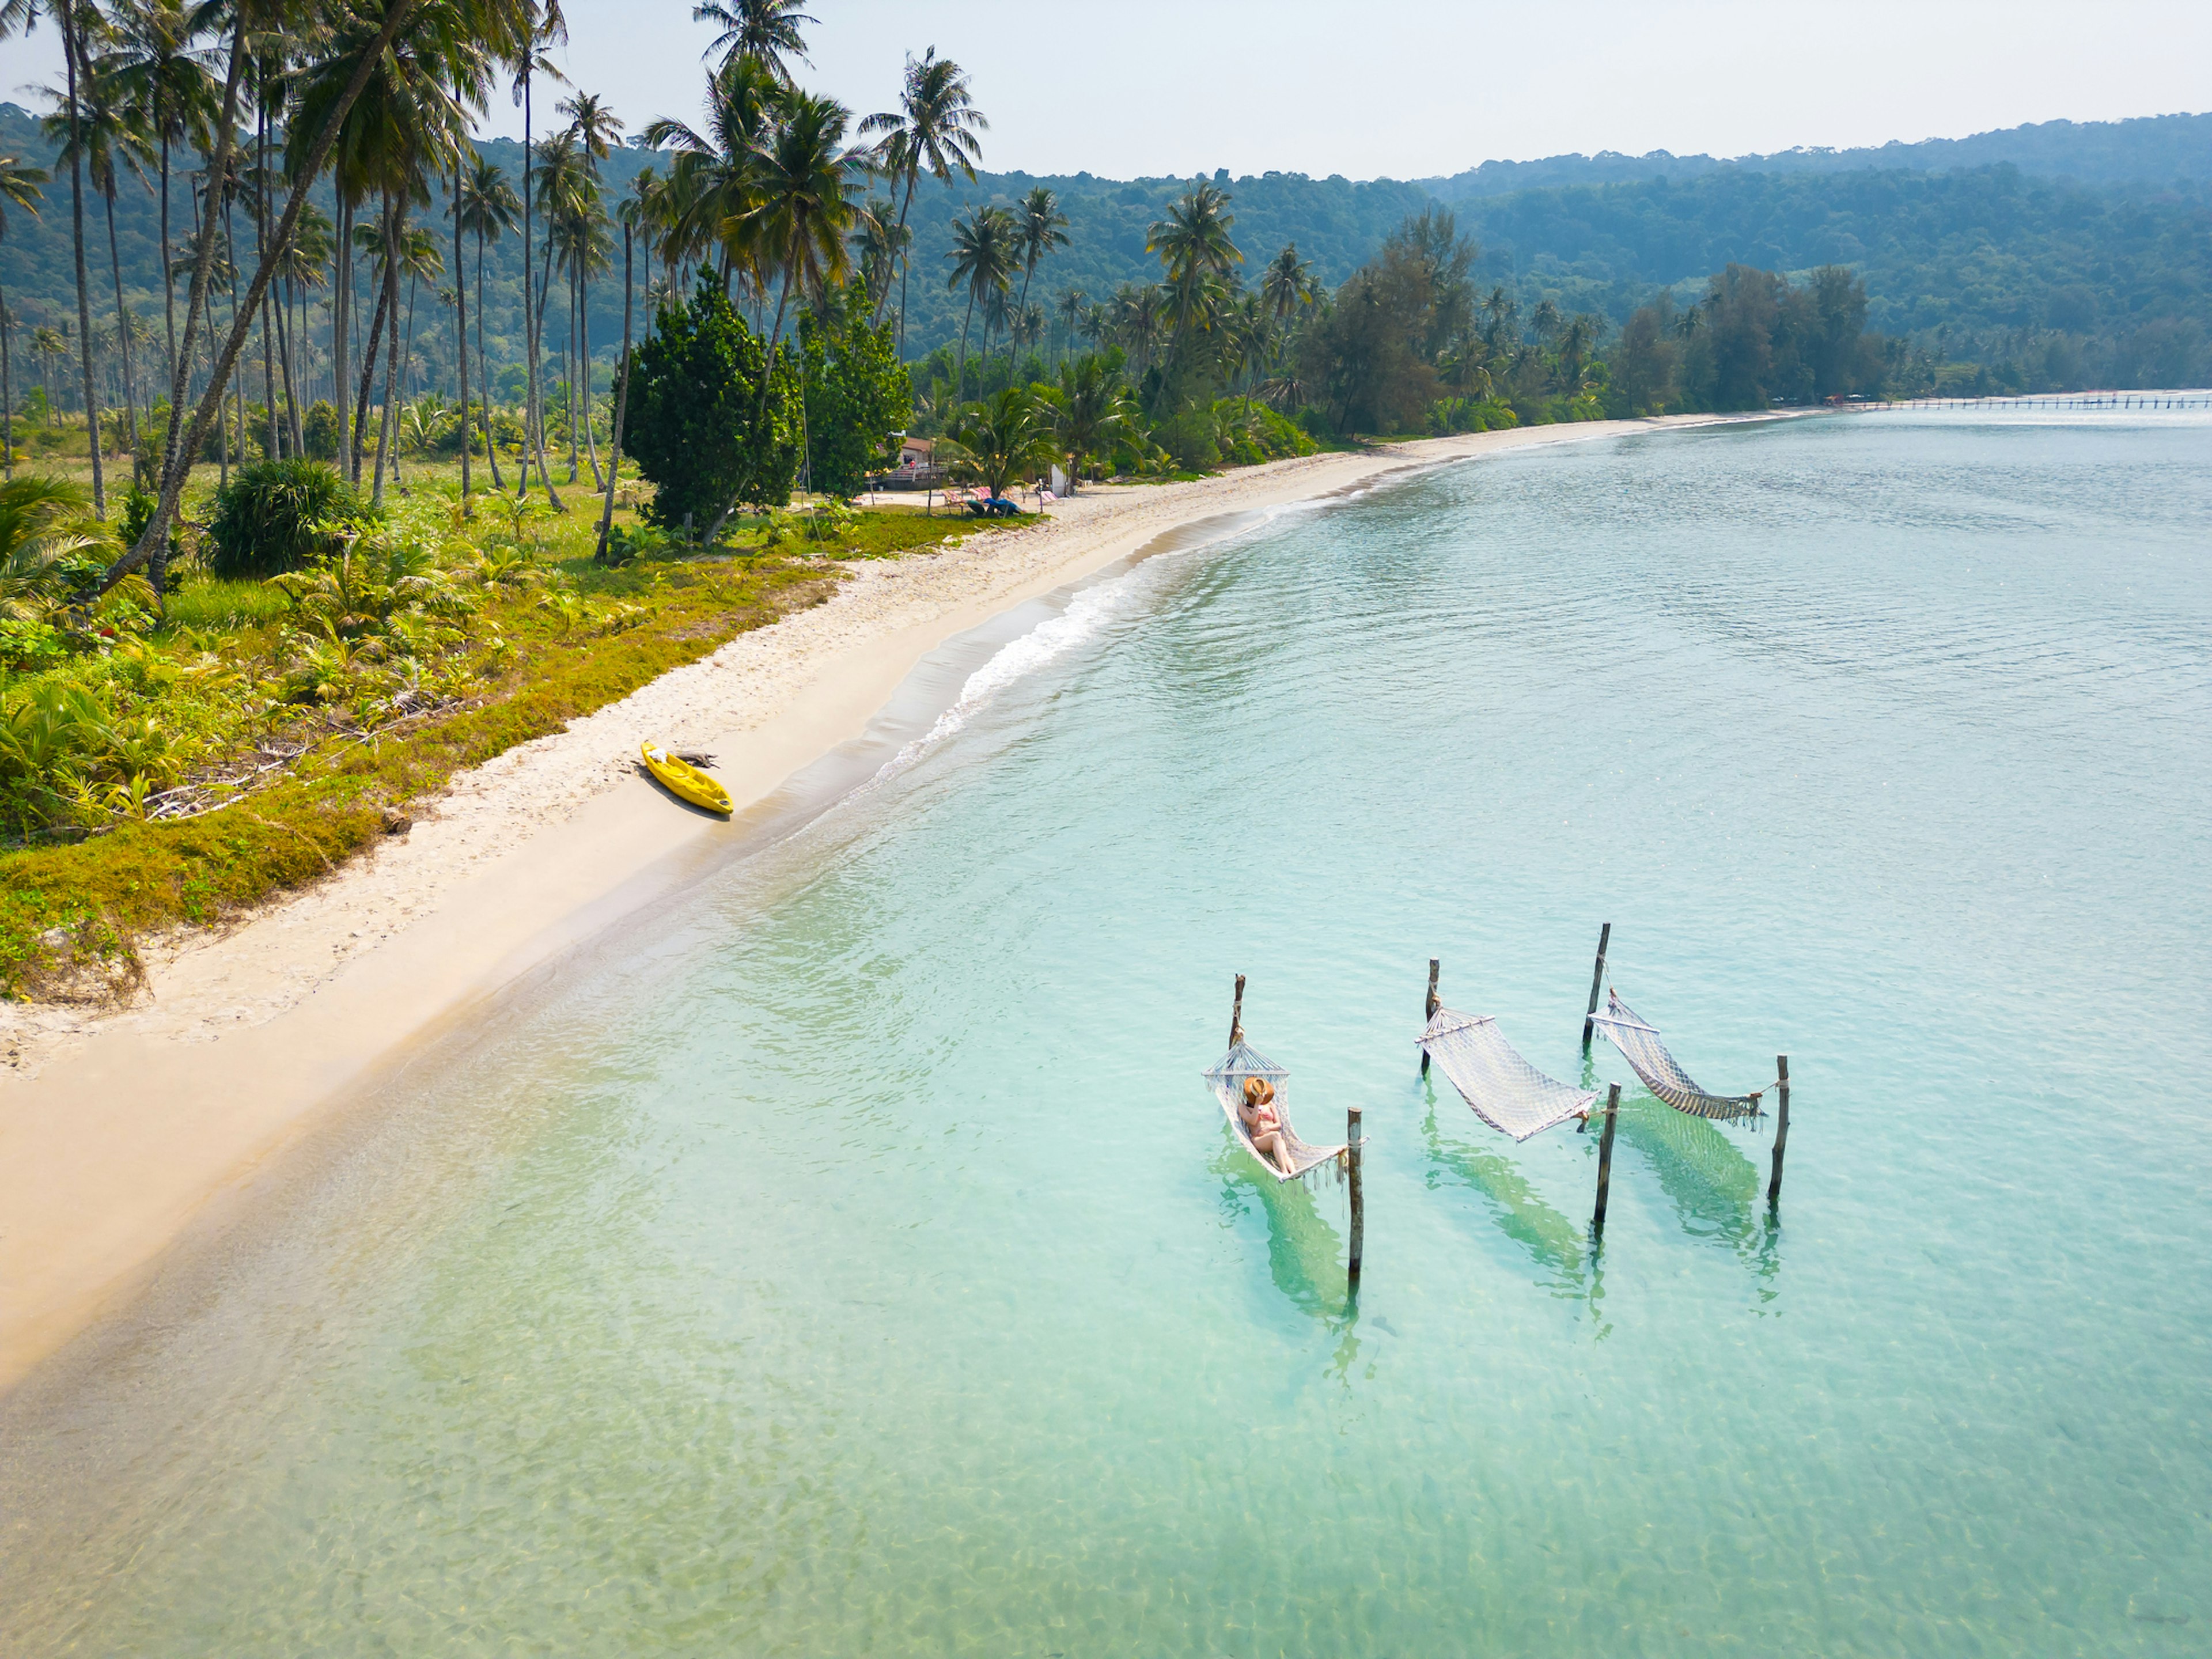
[{"left": 1240, "top": 1077, "right": 1299, "bottom": 1177}]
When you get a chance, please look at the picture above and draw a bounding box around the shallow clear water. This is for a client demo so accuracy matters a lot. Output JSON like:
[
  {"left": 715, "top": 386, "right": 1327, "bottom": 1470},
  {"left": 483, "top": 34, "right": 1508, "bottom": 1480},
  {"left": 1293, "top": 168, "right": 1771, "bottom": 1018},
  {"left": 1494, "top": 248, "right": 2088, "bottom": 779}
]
[{"left": 6, "top": 410, "right": 2211, "bottom": 1656}]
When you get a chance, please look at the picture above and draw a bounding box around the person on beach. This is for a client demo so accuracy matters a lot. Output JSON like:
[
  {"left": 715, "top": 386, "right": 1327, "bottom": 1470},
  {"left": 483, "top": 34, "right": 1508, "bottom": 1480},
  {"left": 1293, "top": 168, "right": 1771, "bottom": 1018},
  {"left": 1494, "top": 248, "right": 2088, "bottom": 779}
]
[{"left": 1241, "top": 1076, "right": 1298, "bottom": 1176}]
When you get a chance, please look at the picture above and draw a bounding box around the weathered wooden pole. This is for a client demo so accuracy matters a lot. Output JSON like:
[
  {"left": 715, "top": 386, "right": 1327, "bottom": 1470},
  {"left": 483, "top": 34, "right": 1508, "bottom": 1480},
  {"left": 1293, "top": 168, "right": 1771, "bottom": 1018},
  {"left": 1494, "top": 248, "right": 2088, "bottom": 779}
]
[
  {"left": 1766, "top": 1055, "right": 1791, "bottom": 1209},
  {"left": 1229, "top": 973, "right": 1246, "bottom": 1048},
  {"left": 1346, "top": 1105, "right": 1365, "bottom": 1281},
  {"left": 1581, "top": 922, "right": 1612, "bottom": 1047},
  {"left": 1592, "top": 1082, "right": 1621, "bottom": 1231},
  {"left": 1421, "top": 958, "right": 1440, "bottom": 1075}
]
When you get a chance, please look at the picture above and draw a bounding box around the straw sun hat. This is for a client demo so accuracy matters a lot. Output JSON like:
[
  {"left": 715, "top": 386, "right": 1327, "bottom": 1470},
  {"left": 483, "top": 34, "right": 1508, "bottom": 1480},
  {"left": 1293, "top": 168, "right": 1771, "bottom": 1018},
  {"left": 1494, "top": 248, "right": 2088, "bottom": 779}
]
[{"left": 1243, "top": 1077, "right": 1277, "bottom": 1108}]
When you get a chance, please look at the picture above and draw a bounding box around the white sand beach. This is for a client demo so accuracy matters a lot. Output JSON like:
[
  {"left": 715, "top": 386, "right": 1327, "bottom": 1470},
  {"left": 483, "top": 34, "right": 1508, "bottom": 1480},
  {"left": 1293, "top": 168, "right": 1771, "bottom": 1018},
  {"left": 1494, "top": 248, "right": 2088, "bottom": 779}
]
[{"left": 0, "top": 415, "right": 1736, "bottom": 1392}]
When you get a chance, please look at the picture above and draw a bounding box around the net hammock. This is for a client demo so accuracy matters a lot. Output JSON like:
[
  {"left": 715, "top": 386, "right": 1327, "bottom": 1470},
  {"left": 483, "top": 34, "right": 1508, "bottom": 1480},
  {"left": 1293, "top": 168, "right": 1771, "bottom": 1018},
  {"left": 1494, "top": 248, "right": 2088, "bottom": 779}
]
[
  {"left": 1589, "top": 988, "right": 1766, "bottom": 1123},
  {"left": 1418, "top": 1008, "right": 1597, "bottom": 1142},
  {"left": 1203, "top": 1039, "right": 1348, "bottom": 1183}
]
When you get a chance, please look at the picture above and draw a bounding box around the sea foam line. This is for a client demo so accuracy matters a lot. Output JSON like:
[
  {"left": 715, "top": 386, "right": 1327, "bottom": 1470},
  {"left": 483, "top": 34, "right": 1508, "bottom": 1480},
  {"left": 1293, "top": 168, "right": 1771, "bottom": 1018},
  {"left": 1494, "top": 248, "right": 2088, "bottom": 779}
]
[{"left": 855, "top": 498, "right": 1327, "bottom": 795}]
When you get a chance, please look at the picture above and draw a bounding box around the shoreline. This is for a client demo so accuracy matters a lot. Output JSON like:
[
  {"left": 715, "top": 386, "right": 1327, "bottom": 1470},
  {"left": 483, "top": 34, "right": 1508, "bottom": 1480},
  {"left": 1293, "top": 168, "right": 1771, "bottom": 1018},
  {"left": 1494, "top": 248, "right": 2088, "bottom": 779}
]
[{"left": 0, "top": 414, "right": 1743, "bottom": 1395}]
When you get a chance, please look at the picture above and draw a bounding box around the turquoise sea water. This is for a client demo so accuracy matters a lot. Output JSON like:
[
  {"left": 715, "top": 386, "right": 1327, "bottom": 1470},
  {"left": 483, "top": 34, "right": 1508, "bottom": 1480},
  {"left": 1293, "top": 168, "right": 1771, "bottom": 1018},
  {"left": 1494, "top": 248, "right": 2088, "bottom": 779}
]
[{"left": 5, "top": 410, "right": 2210, "bottom": 1656}]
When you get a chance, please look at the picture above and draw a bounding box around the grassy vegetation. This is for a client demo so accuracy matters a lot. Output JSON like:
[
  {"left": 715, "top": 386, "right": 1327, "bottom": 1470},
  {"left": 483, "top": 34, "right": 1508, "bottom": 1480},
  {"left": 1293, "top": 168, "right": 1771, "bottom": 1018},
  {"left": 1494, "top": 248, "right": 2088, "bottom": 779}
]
[{"left": 0, "top": 462, "right": 1028, "bottom": 1001}]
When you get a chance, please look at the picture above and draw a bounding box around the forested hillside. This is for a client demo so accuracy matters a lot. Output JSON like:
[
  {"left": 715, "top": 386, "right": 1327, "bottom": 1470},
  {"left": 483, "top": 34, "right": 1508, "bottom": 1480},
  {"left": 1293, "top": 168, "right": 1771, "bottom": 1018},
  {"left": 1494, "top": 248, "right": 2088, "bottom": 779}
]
[
  {"left": 1461, "top": 166, "right": 2212, "bottom": 387},
  {"left": 0, "top": 101, "right": 1421, "bottom": 374},
  {"left": 888, "top": 168, "right": 1429, "bottom": 357},
  {"left": 2, "top": 100, "right": 2206, "bottom": 395},
  {"left": 1421, "top": 111, "right": 2212, "bottom": 198}
]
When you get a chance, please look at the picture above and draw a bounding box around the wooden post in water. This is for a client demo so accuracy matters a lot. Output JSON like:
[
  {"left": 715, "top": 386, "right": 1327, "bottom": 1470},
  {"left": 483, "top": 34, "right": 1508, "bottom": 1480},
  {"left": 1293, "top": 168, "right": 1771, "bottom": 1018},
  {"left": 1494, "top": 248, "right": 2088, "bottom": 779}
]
[
  {"left": 1228, "top": 974, "right": 1246, "bottom": 1048},
  {"left": 1592, "top": 1083, "right": 1621, "bottom": 1232},
  {"left": 1581, "top": 922, "right": 1612, "bottom": 1047},
  {"left": 1421, "top": 958, "right": 1440, "bottom": 1075},
  {"left": 1766, "top": 1055, "right": 1791, "bottom": 1209},
  {"left": 1347, "top": 1105, "right": 1365, "bottom": 1282}
]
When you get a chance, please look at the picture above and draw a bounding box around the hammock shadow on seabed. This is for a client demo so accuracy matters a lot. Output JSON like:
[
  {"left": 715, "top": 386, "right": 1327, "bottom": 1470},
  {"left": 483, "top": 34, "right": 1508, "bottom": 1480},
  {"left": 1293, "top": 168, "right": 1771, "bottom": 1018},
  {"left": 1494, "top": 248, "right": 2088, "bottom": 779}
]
[
  {"left": 1210, "top": 1138, "right": 1366, "bottom": 1381},
  {"left": 1578, "top": 1050, "right": 1781, "bottom": 1294},
  {"left": 1212, "top": 1135, "right": 1353, "bottom": 1323},
  {"left": 1418, "top": 1083, "right": 1597, "bottom": 1310}
]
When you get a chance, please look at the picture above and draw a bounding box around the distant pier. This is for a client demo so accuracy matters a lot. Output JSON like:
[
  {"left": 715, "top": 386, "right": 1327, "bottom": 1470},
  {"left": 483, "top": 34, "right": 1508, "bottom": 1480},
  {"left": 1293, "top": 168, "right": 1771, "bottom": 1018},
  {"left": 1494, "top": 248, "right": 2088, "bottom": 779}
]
[{"left": 1846, "top": 391, "right": 2211, "bottom": 411}]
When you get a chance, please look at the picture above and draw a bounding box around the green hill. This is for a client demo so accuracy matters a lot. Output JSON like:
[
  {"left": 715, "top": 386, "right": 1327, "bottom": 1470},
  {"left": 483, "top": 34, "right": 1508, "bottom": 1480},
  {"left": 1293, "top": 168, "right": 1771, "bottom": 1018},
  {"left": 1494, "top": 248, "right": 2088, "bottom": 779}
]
[
  {"left": 1421, "top": 111, "right": 2212, "bottom": 198},
  {"left": 2, "top": 102, "right": 2206, "bottom": 394}
]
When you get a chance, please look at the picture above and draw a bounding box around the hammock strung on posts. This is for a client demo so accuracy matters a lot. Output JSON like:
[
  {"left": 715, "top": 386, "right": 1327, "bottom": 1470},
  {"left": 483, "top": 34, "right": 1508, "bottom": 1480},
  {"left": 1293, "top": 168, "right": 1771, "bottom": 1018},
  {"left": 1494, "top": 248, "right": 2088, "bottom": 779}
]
[
  {"left": 1418, "top": 1008, "right": 1597, "bottom": 1142},
  {"left": 1588, "top": 988, "right": 1766, "bottom": 1123},
  {"left": 1203, "top": 1039, "right": 1348, "bottom": 1183}
]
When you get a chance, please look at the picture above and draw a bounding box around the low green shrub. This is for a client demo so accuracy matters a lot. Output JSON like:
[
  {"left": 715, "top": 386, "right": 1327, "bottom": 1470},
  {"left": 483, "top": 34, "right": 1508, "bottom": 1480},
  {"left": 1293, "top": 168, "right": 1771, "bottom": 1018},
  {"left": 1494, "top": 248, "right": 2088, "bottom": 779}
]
[
  {"left": 203, "top": 460, "right": 376, "bottom": 579},
  {"left": 162, "top": 577, "right": 292, "bottom": 631}
]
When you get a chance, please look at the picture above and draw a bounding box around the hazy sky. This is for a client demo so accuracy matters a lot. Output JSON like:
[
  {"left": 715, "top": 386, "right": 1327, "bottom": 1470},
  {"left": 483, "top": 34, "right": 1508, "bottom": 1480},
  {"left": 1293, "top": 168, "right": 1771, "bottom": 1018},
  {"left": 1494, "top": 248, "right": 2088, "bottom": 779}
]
[{"left": 7, "top": 0, "right": 2209, "bottom": 178}]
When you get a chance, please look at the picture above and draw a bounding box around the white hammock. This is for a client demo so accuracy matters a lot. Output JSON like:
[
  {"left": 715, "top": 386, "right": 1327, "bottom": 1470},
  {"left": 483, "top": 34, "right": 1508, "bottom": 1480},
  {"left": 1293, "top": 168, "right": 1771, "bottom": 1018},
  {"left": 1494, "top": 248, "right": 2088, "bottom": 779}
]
[
  {"left": 1419, "top": 1007, "right": 1597, "bottom": 1141},
  {"left": 1589, "top": 988, "right": 1766, "bottom": 1122},
  {"left": 1203, "top": 1039, "right": 1348, "bottom": 1182}
]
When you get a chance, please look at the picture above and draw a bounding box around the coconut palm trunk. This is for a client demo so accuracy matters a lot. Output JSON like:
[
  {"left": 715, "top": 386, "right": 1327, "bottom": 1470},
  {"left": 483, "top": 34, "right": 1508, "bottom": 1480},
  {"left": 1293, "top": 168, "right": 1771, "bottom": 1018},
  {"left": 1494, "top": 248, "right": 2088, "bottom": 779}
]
[
  {"left": 349, "top": 240, "right": 389, "bottom": 483},
  {"left": 594, "top": 223, "right": 631, "bottom": 562},
  {"left": 370, "top": 202, "right": 404, "bottom": 503},
  {"left": 273, "top": 268, "right": 298, "bottom": 456},
  {"left": 1, "top": 285, "right": 14, "bottom": 479},
  {"left": 474, "top": 227, "right": 502, "bottom": 488},
  {"left": 453, "top": 153, "right": 469, "bottom": 504},
  {"left": 332, "top": 194, "right": 350, "bottom": 470},
  {"left": 392, "top": 257, "right": 422, "bottom": 489},
  {"left": 103, "top": 187, "right": 142, "bottom": 487},
  {"left": 956, "top": 289, "right": 975, "bottom": 403},
  {"left": 579, "top": 260, "right": 602, "bottom": 489},
  {"left": 517, "top": 73, "right": 560, "bottom": 509},
  {"left": 158, "top": 135, "right": 176, "bottom": 396},
  {"left": 61, "top": 5, "right": 105, "bottom": 514},
  {"left": 257, "top": 101, "right": 278, "bottom": 464}
]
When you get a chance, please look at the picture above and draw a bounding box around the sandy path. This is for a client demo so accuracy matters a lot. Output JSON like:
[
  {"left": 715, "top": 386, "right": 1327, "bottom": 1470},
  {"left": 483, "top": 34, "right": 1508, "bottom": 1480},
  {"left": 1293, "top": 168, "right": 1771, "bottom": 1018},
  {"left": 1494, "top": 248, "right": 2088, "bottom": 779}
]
[{"left": 0, "top": 416, "right": 1733, "bottom": 1392}]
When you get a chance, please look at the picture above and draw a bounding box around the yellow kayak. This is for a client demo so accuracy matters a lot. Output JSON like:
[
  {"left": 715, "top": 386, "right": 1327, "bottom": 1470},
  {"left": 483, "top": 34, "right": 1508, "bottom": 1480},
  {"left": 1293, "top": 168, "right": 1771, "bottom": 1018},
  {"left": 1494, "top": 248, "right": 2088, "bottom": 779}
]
[{"left": 640, "top": 742, "right": 733, "bottom": 815}]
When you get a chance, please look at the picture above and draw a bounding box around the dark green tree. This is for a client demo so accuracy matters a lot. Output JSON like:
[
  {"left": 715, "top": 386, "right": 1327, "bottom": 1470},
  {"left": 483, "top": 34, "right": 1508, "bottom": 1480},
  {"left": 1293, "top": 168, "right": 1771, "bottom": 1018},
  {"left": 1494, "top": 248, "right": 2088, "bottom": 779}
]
[
  {"left": 623, "top": 276, "right": 801, "bottom": 534},
  {"left": 800, "top": 283, "right": 911, "bottom": 502}
]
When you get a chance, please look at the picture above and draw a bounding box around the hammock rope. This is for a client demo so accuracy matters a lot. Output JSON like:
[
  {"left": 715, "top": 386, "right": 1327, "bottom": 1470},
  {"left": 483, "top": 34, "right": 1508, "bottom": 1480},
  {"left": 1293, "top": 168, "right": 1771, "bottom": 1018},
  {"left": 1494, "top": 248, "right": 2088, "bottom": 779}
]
[
  {"left": 1418, "top": 1008, "right": 1597, "bottom": 1142},
  {"left": 1203, "top": 1039, "right": 1349, "bottom": 1183},
  {"left": 1589, "top": 988, "right": 1767, "bottom": 1122}
]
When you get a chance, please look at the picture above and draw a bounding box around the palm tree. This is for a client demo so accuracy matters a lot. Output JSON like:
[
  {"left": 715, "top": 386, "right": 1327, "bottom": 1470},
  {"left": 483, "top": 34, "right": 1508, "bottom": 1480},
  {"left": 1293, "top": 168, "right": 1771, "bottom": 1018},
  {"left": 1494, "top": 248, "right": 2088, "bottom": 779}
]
[
  {"left": 35, "top": 0, "right": 115, "bottom": 514},
  {"left": 271, "top": 200, "right": 329, "bottom": 457},
  {"left": 858, "top": 48, "right": 986, "bottom": 340},
  {"left": 1109, "top": 282, "right": 1164, "bottom": 381},
  {"left": 1146, "top": 182, "right": 1241, "bottom": 363},
  {"left": 107, "top": 0, "right": 488, "bottom": 592},
  {"left": 944, "top": 204, "right": 1015, "bottom": 402},
  {"left": 597, "top": 195, "right": 641, "bottom": 560},
  {"left": 549, "top": 175, "right": 610, "bottom": 484},
  {"left": 387, "top": 225, "right": 443, "bottom": 483},
  {"left": 0, "top": 475, "right": 107, "bottom": 618},
  {"left": 0, "top": 155, "right": 47, "bottom": 479},
  {"left": 742, "top": 88, "right": 860, "bottom": 352},
  {"left": 944, "top": 385, "right": 1047, "bottom": 497},
  {"left": 507, "top": 0, "right": 570, "bottom": 507},
  {"left": 105, "top": 0, "right": 216, "bottom": 402},
  {"left": 31, "top": 326, "right": 69, "bottom": 421},
  {"left": 1261, "top": 243, "right": 1313, "bottom": 328},
  {"left": 558, "top": 90, "right": 622, "bottom": 486},
  {"left": 849, "top": 194, "right": 904, "bottom": 310},
  {"left": 1013, "top": 300, "right": 1044, "bottom": 365},
  {"left": 1480, "top": 284, "right": 1514, "bottom": 342},
  {"left": 457, "top": 155, "right": 517, "bottom": 488},
  {"left": 1012, "top": 184, "right": 1068, "bottom": 329},
  {"left": 44, "top": 58, "right": 154, "bottom": 484},
  {"left": 690, "top": 0, "right": 813, "bottom": 81},
  {"left": 1051, "top": 353, "right": 1133, "bottom": 489},
  {"left": 1053, "top": 287, "right": 1085, "bottom": 368},
  {"left": 641, "top": 52, "right": 782, "bottom": 297}
]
